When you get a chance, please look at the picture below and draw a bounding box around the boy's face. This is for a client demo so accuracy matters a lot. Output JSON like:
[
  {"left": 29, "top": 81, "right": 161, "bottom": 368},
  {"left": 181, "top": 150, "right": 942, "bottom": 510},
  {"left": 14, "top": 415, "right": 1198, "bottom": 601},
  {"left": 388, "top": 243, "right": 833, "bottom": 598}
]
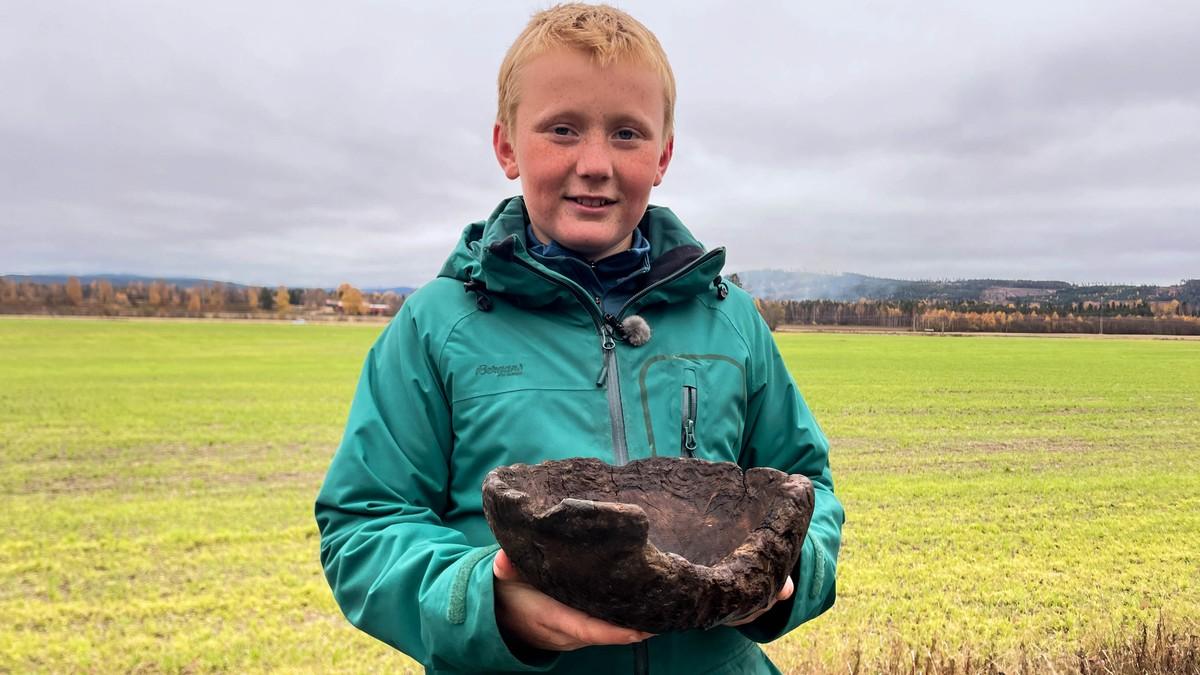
[{"left": 494, "top": 48, "right": 673, "bottom": 261}]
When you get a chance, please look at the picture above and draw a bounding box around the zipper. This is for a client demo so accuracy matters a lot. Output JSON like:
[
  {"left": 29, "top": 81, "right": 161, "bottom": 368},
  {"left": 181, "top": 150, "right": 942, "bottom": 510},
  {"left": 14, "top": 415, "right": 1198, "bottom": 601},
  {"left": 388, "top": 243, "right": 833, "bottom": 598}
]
[
  {"left": 634, "top": 641, "right": 649, "bottom": 675},
  {"left": 510, "top": 250, "right": 629, "bottom": 465},
  {"left": 599, "top": 323, "right": 628, "bottom": 465},
  {"left": 613, "top": 247, "right": 724, "bottom": 320},
  {"left": 681, "top": 379, "right": 697, "bottom": 458}
]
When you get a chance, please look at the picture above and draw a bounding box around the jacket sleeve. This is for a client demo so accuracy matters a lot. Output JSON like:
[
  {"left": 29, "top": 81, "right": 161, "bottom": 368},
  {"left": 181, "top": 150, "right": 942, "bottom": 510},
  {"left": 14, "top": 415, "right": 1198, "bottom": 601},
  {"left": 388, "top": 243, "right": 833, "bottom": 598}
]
[
  {"left": 314, "top": 308, "right": 558, "bottom": 672},
  {"left": 734, "top": 312, "right": 845, "bottom": 643}
]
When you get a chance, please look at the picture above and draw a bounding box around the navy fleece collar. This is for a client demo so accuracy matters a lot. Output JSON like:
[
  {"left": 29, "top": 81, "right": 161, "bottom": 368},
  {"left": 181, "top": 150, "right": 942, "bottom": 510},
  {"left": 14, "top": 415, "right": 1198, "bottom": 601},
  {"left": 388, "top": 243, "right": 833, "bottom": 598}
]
[{"left": 526, "top": 225, "right": 651, "bottom": 315}]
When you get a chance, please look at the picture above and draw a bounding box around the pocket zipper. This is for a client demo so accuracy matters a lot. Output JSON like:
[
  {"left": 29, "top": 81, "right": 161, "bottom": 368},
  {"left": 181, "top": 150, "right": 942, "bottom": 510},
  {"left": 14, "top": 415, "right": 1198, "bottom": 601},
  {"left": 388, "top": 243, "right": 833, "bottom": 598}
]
[{"left": 681, "top": 382, "right": 697, "bottom": 457}]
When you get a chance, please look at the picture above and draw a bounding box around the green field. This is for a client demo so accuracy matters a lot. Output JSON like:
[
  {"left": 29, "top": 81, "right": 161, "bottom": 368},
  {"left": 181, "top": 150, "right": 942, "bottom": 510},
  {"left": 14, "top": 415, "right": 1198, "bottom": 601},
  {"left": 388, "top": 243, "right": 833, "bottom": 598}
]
[{"left": 2, "top": 318, "right": 1198, "bottom": 673}]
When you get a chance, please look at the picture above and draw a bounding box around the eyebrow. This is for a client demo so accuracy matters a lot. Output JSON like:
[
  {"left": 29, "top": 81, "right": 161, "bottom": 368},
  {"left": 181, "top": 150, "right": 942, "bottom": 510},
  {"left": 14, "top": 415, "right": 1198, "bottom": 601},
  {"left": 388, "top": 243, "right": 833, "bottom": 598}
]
[
  {"left": 532, "top": 109, "right": 657, "bottom": 136},
  {"left": 606, "top": 112, "right": 656, "bottom": 133}
]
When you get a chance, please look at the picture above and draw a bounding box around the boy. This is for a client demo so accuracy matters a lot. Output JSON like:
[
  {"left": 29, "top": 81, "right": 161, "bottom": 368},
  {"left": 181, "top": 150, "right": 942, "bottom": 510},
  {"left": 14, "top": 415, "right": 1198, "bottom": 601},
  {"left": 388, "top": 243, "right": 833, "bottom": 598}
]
[{"left": 315, "top": 4, "right": 844, "bottom": 673}]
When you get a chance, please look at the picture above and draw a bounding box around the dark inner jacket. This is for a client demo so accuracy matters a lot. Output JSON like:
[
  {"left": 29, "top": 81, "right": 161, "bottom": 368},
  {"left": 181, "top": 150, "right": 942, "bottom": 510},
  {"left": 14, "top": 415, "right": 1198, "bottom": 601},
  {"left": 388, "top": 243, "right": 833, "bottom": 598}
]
[{"left": 524, "top": 223, "right": 651, "bottom": 316}]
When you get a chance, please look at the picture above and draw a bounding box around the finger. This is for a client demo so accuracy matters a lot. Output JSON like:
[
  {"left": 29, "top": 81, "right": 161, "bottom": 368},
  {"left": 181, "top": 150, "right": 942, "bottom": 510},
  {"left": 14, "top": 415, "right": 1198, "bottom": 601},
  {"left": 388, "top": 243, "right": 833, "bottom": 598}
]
[
  {"left": 493, "top": 548, "right": 521, "bottom": 581},
  {"left": 546, "top": 602, "right": 649, "bottom": 646},
  {"left": 568, "top": 615, "right": 649, "bottom": 646},
  {"left": 726, "top": 578, "right": 795, "bottom": 627},
  {"left": 725, "top": 608, "right": 764, "bottom": 627}
]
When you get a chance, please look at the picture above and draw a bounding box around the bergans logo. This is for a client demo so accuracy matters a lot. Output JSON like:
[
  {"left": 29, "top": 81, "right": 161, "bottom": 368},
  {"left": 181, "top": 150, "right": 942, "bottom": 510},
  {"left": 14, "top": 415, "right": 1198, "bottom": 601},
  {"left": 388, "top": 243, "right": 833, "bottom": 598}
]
[{"left": 476, "top": 363, "right": 524, "bottom": 377}]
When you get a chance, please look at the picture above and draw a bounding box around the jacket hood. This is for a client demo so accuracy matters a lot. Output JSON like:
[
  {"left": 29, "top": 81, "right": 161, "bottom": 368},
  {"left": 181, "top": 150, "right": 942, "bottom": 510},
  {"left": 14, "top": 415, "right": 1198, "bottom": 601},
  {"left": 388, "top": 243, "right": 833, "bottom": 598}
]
[{"left": 437, "top": 196, "right": 727, "bottom": 314}]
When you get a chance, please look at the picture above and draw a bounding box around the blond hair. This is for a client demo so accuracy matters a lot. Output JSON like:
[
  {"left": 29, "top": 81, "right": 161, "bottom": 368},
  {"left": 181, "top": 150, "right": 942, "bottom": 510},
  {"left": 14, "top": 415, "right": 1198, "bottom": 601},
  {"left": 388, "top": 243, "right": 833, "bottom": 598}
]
[{"left": 497, "top": 3, "right": 676, "bottom": 140}]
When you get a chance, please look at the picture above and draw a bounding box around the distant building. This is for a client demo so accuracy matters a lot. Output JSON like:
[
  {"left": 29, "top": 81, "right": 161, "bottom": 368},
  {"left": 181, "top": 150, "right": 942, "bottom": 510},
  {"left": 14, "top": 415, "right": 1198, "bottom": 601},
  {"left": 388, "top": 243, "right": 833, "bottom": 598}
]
[{"left": 324, "top": 299, "right": 393, "bottom": 316}]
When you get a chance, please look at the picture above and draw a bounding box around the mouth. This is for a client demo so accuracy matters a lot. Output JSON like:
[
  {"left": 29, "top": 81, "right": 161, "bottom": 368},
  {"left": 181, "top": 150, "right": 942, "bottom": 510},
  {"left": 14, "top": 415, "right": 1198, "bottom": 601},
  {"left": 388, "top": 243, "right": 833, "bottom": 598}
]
[{"left": 566, "top": 196, "right": 617, "bottom": 208}]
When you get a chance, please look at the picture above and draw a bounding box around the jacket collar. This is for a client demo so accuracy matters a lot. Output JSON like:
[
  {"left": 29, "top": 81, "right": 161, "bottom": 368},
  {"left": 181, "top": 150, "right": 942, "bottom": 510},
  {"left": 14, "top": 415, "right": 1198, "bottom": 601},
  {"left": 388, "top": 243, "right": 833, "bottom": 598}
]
[{"left": 438, "top": 196, "right": 726, "bottom": 316}]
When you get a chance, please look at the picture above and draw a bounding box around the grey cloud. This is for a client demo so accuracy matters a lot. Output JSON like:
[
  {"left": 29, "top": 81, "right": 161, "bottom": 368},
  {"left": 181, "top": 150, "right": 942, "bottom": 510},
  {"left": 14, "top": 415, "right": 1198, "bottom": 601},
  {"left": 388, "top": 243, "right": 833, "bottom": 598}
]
[{"left": 3, "top": 1, "right": 1198, "bottom": 287}]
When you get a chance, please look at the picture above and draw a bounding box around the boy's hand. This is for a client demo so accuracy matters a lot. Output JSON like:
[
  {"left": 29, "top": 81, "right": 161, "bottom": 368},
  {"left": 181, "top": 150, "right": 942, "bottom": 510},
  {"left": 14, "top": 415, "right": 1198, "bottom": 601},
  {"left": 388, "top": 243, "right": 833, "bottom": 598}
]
[
  {"left": 493, "top": 548, "right": 654, "bottom": 651},
  {"left": 724, "top": 576, "right": 794, "bottom": 626}
]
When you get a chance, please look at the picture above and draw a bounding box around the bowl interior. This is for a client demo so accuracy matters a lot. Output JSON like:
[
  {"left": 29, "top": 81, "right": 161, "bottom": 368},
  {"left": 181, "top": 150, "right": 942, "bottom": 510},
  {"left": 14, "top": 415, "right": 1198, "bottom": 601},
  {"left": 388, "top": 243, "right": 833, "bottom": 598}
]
[{"left": 517, "top": 463, "right": 772, "bottom": 567}]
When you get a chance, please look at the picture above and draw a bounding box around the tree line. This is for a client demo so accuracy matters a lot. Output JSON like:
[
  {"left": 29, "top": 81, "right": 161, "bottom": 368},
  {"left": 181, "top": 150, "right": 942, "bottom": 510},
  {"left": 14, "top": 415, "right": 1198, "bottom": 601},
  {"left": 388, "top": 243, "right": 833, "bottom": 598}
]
[
  {"left": 6, "top": 275, "right": 1199, "bottom": 335},
  {"left": 0, "top": 277, "right": 405, "bottom": 319},
  {"left": 752, "top": 298, "right": 1200, "bottom": 335}
]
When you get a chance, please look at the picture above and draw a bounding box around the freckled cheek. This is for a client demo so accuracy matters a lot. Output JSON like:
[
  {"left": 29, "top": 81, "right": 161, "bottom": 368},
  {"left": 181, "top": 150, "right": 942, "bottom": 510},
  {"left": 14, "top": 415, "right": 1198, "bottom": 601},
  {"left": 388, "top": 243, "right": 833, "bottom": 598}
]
[
  {"left": 616, "top": 164, "right": 660, "bottom": 196},
  {"left": 518, "top": 141, "right": 572, "bottom": 174},
  {"left": 618, "top": 149, "right": 665, "bottom": 183},
  {"left": 520, "top": 158, "right": 573, "bottom": 197}
]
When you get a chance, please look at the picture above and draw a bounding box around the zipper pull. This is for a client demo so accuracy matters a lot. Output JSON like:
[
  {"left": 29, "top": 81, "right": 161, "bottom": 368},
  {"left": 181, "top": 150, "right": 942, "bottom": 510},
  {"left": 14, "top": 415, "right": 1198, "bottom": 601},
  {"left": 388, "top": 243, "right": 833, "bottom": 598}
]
[
  {"left": 601, "top": 324, "right": 617, "bottom": 351},
  {"left": 596, "top": 325, "right": 616, "bottom": 387},
  {"left": 684, "top": 420, "right": 697, "bottom": 456}
]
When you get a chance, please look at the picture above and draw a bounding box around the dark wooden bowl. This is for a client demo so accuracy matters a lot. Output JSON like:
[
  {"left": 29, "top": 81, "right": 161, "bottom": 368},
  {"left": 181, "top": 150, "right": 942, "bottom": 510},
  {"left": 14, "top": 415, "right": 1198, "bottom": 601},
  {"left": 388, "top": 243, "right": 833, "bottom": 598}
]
[{"left": 481, "top": 456, "right": 815, "bottom": 632}]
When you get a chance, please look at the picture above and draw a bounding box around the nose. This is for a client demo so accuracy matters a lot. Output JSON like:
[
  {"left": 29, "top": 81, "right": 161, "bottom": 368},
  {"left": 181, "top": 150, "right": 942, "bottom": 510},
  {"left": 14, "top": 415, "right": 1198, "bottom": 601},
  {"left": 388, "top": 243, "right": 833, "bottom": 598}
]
[{"left": 575, "top": 134, "right": 613, "bottom": 181}]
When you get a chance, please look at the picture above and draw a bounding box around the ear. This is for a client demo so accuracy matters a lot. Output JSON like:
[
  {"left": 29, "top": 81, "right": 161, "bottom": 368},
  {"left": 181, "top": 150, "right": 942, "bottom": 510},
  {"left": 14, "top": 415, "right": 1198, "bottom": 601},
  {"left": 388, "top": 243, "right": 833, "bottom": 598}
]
[
  {"left": 653, "top": 134, "right": 674, "bottom": 186},
  {"left": 493, "top": 122, "right": 521, "bottom": 180}
]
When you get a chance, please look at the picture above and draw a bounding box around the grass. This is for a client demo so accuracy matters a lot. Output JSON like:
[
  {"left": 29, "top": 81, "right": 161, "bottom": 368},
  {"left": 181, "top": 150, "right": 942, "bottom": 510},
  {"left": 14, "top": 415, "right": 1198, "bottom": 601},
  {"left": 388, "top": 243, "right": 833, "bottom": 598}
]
[
  {"left": 1, "top": 318, "right": 1198, "bottom": 673},
  {"left": 772, "top": 333, "right": 1200, "bottom": 673}
]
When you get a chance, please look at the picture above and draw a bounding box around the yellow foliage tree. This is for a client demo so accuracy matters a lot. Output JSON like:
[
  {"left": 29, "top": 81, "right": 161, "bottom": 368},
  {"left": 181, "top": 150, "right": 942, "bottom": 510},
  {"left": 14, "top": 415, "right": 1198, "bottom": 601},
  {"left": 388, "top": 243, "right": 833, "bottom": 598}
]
[
  {"left": 274, "top": 286, "right": 291, "bottom": 315},
  {"left": 338, "top": 283, "right": 366, "bottom": 316}
]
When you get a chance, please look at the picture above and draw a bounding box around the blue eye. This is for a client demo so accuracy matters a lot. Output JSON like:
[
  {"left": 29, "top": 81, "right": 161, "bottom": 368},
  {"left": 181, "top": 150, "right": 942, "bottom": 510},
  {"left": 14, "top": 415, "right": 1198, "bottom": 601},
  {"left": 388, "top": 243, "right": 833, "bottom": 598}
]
[{"left": 615, "top": 129, "right": 637, "bottom": 140}]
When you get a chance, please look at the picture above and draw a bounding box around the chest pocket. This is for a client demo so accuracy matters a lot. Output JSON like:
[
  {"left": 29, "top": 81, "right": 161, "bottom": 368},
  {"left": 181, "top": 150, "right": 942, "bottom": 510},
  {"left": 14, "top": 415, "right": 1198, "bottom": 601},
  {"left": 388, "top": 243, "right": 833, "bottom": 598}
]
[
  {"left": 636, "top": 354, "right": 747, "bottom": 462},
  {"left": 447, "top": 352, "right": 607, "bottom": 468}
]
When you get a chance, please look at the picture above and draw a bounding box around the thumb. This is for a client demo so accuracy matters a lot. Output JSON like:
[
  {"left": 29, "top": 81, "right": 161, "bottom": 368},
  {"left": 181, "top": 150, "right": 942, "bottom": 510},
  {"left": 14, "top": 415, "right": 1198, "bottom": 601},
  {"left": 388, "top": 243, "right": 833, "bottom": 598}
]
[
  {"left": 493, "top": 548, "right": 522, "bottom": 581},
  {"left": 777, "top": 575, "right": 795, "bottom": 602}
]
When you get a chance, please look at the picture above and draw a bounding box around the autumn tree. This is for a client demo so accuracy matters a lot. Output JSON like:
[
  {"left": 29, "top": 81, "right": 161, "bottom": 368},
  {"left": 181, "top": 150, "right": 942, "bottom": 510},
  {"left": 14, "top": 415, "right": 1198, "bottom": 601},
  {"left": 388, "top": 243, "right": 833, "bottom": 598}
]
[
  {"left": 96, "top": 280, "right": 114, "bottom": 307},
  {"left": 274, "top": 286, "right": 291, "bottom": 314},
  {"left": 148, "top": 281, "right": 164, "bottom": 307},
  {"left": 187, "top": 288, "right": 202, "bottom": 315},
  {"left": 206, "top": 283, "right": 225, "bottom": 312},
  {"left": 383, "top": 291, "right": 405, "bottom": 315},
  {"left": 754, "top": 298, "right": 786, "bottom": 332},
  {"left": 303, "top": 288, "right": 328, "bottom": 310},
  {"left": 338, "top": 283, "right": 366, "bottom": 316},
  {"left": 65, "top": 277, "right": 84, "bottom": 306}
]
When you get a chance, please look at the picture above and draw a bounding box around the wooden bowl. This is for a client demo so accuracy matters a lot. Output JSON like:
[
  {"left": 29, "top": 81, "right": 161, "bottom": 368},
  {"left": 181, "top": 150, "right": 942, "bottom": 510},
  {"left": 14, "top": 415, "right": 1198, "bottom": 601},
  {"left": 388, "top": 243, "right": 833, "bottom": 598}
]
[{"left": 481, "top": 456, "right": 814, "bottom": 632}]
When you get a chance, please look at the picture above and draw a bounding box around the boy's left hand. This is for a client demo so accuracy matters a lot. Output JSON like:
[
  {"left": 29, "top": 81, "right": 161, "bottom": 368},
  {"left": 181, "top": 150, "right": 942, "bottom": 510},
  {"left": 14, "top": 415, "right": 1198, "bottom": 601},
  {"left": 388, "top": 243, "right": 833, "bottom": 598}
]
[{"left": 724, "top": 576, "right": 794, "bottom": 626}]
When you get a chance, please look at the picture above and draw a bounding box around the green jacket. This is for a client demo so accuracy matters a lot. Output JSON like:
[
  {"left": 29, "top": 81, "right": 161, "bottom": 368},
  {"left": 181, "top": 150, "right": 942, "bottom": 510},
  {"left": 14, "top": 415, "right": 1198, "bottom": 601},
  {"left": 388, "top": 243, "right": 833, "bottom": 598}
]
[{"left": 316, "top": 197, "right": 844, "bottom": 674}]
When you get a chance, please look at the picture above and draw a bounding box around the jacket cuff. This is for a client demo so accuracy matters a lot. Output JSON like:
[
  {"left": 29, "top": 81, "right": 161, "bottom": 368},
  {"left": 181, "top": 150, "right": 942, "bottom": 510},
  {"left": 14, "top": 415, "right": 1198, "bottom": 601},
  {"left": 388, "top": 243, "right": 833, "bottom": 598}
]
[
  {"left": 737, "top": 535, "right": 834, "bottom": 643},
  {"left": 420, "top": 546, "right": 560, "bottom": 672}
]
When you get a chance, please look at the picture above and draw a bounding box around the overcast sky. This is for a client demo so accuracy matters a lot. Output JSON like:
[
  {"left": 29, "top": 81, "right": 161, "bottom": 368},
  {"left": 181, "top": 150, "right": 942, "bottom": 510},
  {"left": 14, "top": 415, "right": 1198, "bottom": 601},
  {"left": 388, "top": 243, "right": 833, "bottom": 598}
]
[{"left": 3, "top": 1, "right": 1198, "bottom": 288}]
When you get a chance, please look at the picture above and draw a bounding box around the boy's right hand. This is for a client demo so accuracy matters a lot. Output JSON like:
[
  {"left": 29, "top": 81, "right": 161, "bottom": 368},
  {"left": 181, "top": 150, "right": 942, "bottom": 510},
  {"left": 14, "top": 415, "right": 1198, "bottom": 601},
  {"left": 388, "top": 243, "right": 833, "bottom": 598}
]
[{"left": 493, "top": 548, "right": 654, "bottom": 652}]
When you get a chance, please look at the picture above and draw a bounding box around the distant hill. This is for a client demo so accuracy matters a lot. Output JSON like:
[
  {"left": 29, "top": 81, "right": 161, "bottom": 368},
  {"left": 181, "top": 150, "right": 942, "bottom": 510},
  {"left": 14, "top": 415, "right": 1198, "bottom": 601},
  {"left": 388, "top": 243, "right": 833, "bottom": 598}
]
[
  {"left": 733, "top": 269, "right": 1200, "bottom": 305},
  {"left": 362, "top": 285, "right": 417, "bottom": 295},
  {"left": 2, "top": 274, "right": 416, "bottom": 295},
  {"left": 2, "top": 273, "right": 249, "bottom": 288}
]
